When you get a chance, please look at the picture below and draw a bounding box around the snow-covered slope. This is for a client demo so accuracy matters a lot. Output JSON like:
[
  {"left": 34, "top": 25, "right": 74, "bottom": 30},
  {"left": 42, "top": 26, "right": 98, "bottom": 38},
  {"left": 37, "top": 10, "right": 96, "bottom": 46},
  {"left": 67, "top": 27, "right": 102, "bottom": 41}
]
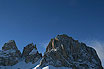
[
  {"left": 34, "top": 65, "right": 72, "bottom": 69},
  {"left": 29, "top": 48, "right": 38, "bottom": 55},
  {"left": 0, "top": 58, "right": 41, "bottom": 69}
]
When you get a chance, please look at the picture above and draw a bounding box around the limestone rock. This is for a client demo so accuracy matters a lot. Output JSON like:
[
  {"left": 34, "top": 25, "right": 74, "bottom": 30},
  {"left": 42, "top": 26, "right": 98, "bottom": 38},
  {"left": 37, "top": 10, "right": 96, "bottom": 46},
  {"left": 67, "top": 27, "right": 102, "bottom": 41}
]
[
  {"left": 0, "top": 40, "right": 42, "bottom": 67},
  {"left": 39, "top": 34, "right": 103, "bottom": 69},
  {"left": 2, "top": 40, "right": 17, "bottom": 51},
  {"left": 0, "top": 40, "right": 21, "bottom": 66},
  {"left": 22, "top": 43, "right": 42, "bottom": 63}
]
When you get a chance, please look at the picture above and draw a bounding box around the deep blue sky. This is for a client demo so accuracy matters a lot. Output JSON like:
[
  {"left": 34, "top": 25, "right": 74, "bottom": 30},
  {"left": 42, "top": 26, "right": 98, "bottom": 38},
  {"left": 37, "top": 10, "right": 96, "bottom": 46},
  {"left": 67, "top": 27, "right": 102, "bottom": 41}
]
[{"left": 0, "top": 0, "right": 104, "bottom": 65}]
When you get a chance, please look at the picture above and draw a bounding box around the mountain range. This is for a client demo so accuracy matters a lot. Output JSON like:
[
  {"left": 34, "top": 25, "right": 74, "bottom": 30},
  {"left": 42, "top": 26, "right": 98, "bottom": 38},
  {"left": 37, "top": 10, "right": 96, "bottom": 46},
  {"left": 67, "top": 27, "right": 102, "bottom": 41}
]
[{"left": 0, "top": 34, "right": 103, "bottom": 69}]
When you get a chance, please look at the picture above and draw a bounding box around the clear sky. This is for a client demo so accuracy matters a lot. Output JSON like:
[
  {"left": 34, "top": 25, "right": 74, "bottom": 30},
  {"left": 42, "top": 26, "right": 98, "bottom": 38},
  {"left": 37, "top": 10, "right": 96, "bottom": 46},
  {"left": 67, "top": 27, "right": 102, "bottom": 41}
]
[{"left": 0, "top": 0, "right": 104, "bottom": 66}]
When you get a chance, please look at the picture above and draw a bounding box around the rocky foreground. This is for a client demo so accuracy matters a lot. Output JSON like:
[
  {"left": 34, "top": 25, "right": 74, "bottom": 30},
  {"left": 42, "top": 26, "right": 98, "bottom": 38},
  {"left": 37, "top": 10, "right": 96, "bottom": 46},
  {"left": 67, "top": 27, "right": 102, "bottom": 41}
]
[{"left": 0, "top": 34, "right": 103, "bottom": 69}]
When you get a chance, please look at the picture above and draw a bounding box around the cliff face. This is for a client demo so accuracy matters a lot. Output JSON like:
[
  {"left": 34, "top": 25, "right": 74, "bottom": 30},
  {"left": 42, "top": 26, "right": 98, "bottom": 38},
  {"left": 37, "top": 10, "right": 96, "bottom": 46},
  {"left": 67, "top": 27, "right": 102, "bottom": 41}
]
[
  {"left": 39, "top": 34, "right": 103, "bottom": 69},
  {"left": 22, "top": 43, "right": 42, "bottom": 64},
  {"left": 0, "top": 34, "right": 103, "bottom": 69},
  {"left": 0, "top": 40, "right": 21, "bottom": 66},
  {"left": 0, "top": 40, "right": 42, "bottom": 66}
]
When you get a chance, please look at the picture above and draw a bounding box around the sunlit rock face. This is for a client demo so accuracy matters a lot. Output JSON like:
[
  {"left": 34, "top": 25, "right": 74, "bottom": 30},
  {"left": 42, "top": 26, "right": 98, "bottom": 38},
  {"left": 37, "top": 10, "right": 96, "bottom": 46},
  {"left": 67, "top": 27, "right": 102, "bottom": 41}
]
[
  {"left": 39, "top": 34, "right": 103, "bottom": 69},
  {"left": 22, "top": 43, "right": 42, "bottom": 64},
  {"left": 0, "top": 40, "right": 21, "bottom": 66}
]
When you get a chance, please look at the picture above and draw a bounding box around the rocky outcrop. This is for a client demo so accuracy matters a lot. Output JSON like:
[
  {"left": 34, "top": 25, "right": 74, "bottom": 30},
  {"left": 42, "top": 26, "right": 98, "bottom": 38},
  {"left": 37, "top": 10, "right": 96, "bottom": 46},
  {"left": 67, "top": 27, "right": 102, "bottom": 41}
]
[
  {"left": 0, "top": 40, "right": 42, "bottom": 66},
  {"left": 39, "top": 34, "right": 103, "bottom": 69},
  {"left": 22, "top": 43, "right": 42, "bottom": 63},
  {"left": 0, "top": 35, "right": 103, "bottom": 69},
  {"left": 0, "top": 40, "right": 21, "bottom": 66}
]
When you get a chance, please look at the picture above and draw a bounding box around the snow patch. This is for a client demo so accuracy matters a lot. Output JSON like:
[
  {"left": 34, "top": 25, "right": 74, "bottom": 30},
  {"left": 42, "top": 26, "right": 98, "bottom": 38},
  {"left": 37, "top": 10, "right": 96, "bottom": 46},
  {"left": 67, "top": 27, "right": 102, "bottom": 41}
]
[
  {"left": 34, "top": 65, "right": 72, "bottom": 69},
  {"left": 29, "top": 48, "right": 37, "bottom": 55},
  {"left": 0, "top": 58, "right": 41, "bottom": 69}
]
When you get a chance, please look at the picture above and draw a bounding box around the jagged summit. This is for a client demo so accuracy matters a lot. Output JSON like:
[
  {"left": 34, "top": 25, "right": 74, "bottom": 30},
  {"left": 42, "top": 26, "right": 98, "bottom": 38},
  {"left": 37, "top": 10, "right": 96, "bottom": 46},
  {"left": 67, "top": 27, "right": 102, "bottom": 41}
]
[
  {"left": 22, "top": 43, "right": 42, "bottom": 63},
  {"left": 56, "top": 34, "right": 72, "bottom": 39},
  {"left": 7, "top": 40, "right": 15, "bottom": 43},
  {"left": 0, "top": 40, "right": 21, "bottom": 66},
  {"left": 2, "top": 40, "right": 18, "bottom": 51},
  {"left": 37, "top": 34, "right": 103, "bottom": 69},
  {"left": 22, "top": 43, "right": 38, "bottom": 57},
  {"left": 0, "top": 40, "right": 42, "bottom": 67},
  {"left": 46, "top": 34, "right": 77, "bottom": 52},
  {"left": 0, "top": 35, "right": 103, "bottom": 69}
]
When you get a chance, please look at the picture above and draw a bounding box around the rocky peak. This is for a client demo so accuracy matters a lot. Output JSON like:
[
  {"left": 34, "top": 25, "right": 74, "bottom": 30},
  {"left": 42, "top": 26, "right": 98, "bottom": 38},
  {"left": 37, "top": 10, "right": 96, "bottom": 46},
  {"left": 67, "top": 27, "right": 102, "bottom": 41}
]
[
  {"left": 46, "top": 34, "right": 78, "bottom": 52},
  {"left": 22, "top": 43, "right": 42, "bottom": 63},
  {"left": 0, "top": 41, "right": 42, "bottom": 66},
  {"left": 0, "top": 40, "right": 21, "bottom": 66},
  {"left": 22, "top": 43, "right": 37, "bottom": 58},
  {"left": 39, "top": 34, "right": 103, "bottom": 69},
  {"left": 2, "top": 40, "right": 18, "bottom": 51}
]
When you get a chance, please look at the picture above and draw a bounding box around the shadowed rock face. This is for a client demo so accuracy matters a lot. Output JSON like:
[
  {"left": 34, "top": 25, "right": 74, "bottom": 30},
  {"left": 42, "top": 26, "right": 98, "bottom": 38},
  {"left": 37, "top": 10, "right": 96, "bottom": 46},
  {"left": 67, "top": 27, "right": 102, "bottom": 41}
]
[
  {"left": 0, "top": 40, "right": 21, "bottom": 66},
  {"left": 22, "top": 43, "right": 42, "bottom": 64},
  {"left": 0, "top": 41, "right": 42, "bottom": 66},
  {"left": 40, "top": 34, "right": 103, "bottom": 69},
  {"left": 22, "top": 43, "right": 35, "bottom": 58},
  {"left": 2, "top": 40, "right": 18, "bottom": 51}
]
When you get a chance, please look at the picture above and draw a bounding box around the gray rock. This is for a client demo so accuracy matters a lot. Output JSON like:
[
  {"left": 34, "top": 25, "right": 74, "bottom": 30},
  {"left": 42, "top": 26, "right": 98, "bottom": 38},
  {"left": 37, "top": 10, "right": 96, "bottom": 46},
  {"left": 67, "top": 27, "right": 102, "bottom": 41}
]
[
  {"left": 0, "top": 40, "right": 42, "bottom": 67},
  {"left": 22, "top": 43, "right": 42, "bottom": 63},
  {"left": 39, "top": 34, "right": 103, "bottom": 69},
  {"left": 0, "top": 40, "right": 21, "bottom": 66}
]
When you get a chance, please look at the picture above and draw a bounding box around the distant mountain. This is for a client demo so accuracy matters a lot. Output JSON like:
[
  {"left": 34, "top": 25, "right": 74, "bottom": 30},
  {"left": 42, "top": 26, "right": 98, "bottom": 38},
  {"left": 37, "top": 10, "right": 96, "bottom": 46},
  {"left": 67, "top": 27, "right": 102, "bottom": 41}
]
[{"left": 0, "top": 34, "right": 103, "bottom": 69}]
